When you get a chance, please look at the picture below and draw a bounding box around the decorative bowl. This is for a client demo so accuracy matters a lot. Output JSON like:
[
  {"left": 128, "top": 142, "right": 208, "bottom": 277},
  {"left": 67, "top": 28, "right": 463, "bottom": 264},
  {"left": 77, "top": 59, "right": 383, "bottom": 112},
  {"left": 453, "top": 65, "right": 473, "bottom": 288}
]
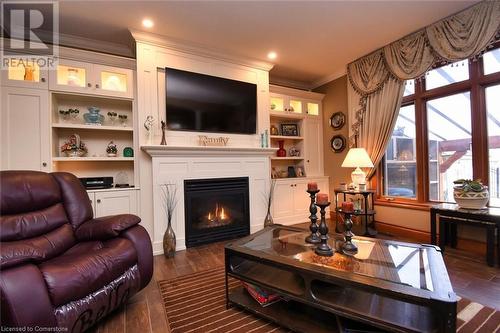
[
  {"left": 83, "top": 107, "right": 104, "bottom": 125},
  {"left": 453, "top": 189, "right": 489, "bottom": 209}
]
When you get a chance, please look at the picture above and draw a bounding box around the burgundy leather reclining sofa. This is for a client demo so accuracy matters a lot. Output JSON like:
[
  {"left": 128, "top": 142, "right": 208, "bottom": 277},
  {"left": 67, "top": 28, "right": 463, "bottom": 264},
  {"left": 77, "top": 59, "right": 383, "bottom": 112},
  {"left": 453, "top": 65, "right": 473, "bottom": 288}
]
[{"left": 0, "top": 171, "right": 153, "bottom": 332}]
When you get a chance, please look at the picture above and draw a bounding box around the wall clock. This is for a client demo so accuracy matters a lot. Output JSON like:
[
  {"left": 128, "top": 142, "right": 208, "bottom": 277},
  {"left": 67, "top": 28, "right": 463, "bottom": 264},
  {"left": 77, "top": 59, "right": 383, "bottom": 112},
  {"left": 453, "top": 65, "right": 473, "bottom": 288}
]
[
  {"left": 330, "top": 112, "right": 345, "bottom": 130},
  {"left": 330, "top": 135, "right": 346, "bottom": 153}
]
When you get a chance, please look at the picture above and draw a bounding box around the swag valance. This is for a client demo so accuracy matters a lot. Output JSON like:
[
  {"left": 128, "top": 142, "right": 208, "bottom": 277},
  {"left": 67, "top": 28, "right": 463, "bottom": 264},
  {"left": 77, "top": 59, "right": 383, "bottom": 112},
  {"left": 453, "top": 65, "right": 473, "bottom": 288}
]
[
  {"left": 348, "top": 0, "right": 500, "bottom": 96},
  {"left": 346, "top": 0, "right": 500, "bottom": 179}
]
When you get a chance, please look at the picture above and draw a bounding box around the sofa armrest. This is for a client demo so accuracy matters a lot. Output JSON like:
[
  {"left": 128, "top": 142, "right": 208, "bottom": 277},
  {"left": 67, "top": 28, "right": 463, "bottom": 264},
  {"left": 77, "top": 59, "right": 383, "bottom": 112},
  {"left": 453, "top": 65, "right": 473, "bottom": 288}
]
[
  {"left": 0, "top": 264, "right": 57, "bottom": 328},
  {"left": 120, "top": 225, "right": 153, "bottom": 290},
  {"left": 75, "top": 214, "right": 141, "bottom": 241}
]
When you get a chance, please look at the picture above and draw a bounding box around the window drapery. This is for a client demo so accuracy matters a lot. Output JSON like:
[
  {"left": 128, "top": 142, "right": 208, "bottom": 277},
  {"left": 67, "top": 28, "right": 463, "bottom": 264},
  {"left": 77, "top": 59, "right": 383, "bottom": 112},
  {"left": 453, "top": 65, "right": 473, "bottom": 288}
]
[{"left": 347, "top": 0, "right": 500, "bottom": 179}]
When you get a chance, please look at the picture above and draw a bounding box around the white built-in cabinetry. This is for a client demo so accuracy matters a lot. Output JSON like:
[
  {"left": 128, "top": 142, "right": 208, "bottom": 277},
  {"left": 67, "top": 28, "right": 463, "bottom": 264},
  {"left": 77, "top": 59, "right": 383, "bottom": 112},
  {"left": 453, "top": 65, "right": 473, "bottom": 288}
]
[
  {"left": 269, "top": 85, "right": 329, "bottom": 225},
  {"left": 0, "top": 45, "right": 138, "bottom": 217},
  {"left": 88, "top": 188, "right": 138, "bottom": 217}
]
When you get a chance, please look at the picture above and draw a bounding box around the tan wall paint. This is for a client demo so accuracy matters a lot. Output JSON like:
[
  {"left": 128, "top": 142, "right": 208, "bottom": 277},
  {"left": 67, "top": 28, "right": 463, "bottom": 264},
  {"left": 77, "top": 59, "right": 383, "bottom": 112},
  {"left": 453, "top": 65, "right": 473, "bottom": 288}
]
[{"left": 314, "top": 75, "right": 352, "bottom": 199}]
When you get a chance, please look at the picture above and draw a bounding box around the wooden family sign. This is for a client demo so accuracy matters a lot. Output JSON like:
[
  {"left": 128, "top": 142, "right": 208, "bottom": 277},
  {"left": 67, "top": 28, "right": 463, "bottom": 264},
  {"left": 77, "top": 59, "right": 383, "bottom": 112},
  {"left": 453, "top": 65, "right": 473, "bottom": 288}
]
[{"left": 198, "top": 135, "right": 230, "bottom": 146}]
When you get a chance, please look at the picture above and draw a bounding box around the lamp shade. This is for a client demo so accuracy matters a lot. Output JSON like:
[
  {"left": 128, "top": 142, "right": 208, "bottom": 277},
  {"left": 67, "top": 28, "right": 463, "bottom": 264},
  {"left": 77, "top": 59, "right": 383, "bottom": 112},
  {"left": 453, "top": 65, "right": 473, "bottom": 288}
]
[{"left": 341, "top": 148, "right": 374, "bottom": 168}]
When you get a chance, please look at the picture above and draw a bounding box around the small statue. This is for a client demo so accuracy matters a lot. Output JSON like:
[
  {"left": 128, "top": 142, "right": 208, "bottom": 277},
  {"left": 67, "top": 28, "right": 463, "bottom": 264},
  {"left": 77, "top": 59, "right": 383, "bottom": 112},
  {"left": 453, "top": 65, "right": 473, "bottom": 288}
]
[
  {"left": 144, "top": 115, "right": 154, "bottom": 144},
  {"left": 160, "top": 120, "right": 167, "bottom": 145}
]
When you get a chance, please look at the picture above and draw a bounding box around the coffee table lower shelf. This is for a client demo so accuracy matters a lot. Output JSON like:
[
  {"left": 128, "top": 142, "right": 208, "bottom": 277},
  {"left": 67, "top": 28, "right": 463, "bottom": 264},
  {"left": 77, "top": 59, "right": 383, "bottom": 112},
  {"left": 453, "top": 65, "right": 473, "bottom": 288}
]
[{"left": 228, "top": 286, "right": 340, "bottom": 333}]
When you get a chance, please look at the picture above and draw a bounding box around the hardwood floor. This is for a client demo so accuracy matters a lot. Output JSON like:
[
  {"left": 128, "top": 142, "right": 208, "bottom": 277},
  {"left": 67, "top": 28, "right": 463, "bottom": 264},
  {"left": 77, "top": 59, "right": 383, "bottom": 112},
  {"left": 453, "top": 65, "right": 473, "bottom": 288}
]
[{"left": 92, "top": 222, "right": 500, "bottom": 333}]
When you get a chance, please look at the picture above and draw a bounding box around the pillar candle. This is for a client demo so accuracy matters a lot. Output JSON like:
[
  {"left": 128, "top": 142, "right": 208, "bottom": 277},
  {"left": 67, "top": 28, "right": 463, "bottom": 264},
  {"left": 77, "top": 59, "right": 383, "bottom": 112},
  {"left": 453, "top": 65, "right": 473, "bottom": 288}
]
[
  {"left": 307, "top": 182, "right": 318, "bottom": 191},
  {"left": 316, "top": 193, "right": 329, "bottom": 204},
  {"left": 342, "top": 201, "right": 354, "bottom": 213}
]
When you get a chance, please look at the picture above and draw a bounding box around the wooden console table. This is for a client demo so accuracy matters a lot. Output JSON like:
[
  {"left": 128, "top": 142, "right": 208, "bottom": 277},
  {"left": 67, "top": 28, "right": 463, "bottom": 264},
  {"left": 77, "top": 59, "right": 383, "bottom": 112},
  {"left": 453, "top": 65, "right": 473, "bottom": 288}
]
[{"left": 430, "top": 203, "right": 500, "bottom": 267}]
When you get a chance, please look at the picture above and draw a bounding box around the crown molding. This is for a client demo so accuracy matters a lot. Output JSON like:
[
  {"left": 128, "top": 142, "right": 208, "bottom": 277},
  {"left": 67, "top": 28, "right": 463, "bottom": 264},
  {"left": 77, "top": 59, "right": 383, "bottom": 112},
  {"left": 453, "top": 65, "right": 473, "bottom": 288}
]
[
  {"left": 310, "top": 69, "right": 347, "bottom": 89},
  {"left": 269, "top": 84, "right": 325, "bottom": 100},
  {"left": 2, "top": 29, "right": 135, "bottom": 59},
  {"left": 269, "top": 76, "right": 313, "bottom": 91},
  {"left": 58, "top": 32, "right": 135, "bottom": 59},
  {"left": 130, "top": 29, "right": 274, "bottom": 72}
]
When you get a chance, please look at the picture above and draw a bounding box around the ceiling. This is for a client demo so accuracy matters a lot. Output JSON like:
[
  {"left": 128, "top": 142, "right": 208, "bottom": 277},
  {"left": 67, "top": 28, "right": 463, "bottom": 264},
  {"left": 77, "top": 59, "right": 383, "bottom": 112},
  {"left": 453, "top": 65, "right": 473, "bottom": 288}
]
[{"left": 56, "top": 1, "right": 477, "bottom": 89}]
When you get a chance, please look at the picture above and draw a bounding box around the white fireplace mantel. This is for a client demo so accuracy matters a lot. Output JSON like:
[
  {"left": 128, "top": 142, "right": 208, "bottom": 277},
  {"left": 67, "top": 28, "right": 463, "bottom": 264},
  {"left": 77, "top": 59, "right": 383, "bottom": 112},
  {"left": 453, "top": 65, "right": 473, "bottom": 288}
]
[
  {"left": 142, "top": 144, "right": 276, "bottom": 255},
  {"left": 141, "top": 145, "right": 277, "bottom": 157}
]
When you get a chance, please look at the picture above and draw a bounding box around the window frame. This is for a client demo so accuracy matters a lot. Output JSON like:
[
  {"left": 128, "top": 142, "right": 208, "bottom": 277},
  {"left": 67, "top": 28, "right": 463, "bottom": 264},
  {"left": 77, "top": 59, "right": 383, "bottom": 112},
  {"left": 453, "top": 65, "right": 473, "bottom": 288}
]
[{"left": 376, "top": 44, "right": 500, "bottom": 207}]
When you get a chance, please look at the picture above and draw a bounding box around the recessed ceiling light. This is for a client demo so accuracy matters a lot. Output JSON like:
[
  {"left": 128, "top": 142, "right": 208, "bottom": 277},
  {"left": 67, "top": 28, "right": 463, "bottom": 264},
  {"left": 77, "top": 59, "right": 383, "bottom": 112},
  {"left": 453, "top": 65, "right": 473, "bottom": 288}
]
[
  {"left": 267, "top": 51, "right": 277, "bottom": 60},
  {"left": 142, "top": 18, "right": 154, "bottom": 28}
]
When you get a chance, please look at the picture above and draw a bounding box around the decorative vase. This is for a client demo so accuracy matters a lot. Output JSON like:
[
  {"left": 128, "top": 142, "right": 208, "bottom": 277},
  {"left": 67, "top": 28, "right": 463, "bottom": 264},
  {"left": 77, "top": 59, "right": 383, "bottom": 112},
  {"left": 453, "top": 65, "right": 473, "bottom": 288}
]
[
  {"left": 264, "top": 207, "right": 273, "bottom": 227},
  {"left": 277, "top": 140, "right": 286, "bottom": 157},
  {"left": 163, "top": 218, "right": 176, "bottom": 258},
  {"left": 83, "top": 107, "right": 104, "bottom": 125}
]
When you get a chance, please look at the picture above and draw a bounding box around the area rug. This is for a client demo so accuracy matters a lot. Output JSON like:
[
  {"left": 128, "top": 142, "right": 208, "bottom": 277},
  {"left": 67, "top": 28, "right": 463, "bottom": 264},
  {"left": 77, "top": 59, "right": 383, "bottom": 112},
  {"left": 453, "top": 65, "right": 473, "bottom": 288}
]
[{"left": 159, "top": 267, "right": 500, "bottom": 333}]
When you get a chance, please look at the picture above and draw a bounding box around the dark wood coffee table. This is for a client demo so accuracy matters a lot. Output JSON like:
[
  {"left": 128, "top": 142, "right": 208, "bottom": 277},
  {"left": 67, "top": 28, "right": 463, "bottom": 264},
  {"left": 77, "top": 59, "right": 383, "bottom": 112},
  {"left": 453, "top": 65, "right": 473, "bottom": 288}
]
[{"left": 225, "top": 225, "right": 457, "bottom": 333}]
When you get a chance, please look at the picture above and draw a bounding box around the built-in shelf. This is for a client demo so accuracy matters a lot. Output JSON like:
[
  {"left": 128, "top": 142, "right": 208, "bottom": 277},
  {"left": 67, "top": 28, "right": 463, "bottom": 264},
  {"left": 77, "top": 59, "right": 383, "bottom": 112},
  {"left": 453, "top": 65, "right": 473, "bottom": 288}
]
[
  {"left": 53, "top": 157, "right": 134, "bottom": 162},
  {"left": 52, "top": 123, "right": 134, "bottom": 131},
  {"left": 271, "top": 157, "right": 304, "bottom": 160},
  {"left": 269, "top": 111, "right": 305, "bottom": 120},
  {"left": 270, "top": 135, "right": 304, "bottom": 140}
]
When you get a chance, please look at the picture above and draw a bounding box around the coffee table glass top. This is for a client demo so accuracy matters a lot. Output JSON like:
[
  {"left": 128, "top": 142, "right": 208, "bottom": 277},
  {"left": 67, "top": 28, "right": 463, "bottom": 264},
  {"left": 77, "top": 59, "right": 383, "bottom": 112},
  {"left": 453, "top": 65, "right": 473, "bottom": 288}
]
[{"left": 240, "top": 226, "right": 435, "bottom": 291}]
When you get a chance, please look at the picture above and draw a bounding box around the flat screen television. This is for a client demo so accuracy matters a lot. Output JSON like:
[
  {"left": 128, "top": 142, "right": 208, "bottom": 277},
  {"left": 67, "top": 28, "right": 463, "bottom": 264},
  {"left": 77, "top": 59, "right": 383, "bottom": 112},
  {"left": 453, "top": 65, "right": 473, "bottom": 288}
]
[{"left": 165, "top": 67, "right": 257, "bottom": 135}]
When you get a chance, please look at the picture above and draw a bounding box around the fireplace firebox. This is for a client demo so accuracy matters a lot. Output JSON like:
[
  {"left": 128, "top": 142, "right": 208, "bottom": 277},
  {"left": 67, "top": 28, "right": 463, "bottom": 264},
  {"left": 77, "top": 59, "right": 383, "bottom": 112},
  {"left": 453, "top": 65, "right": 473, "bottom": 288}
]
[{"left": 184, "top": 177, "right": 250, "bottom": 247}]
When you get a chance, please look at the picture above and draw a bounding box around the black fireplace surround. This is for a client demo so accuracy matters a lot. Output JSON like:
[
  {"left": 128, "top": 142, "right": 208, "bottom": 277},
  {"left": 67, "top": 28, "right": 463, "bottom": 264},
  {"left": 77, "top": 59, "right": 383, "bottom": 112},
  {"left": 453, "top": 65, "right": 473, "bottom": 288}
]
[{"left": 184, "top": 177, "right": 250, "bottom": 247}]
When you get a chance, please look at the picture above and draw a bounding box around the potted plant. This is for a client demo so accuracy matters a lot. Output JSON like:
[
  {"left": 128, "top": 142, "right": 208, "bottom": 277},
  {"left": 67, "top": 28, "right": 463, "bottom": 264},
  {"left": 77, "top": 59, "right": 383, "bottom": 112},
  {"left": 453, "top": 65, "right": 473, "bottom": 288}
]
[
  {"left": 453, "top": 179, "right": 489, "bottom": 209},
  {"left": 61, "top": 134, "right": 87, "bottom": 157}
]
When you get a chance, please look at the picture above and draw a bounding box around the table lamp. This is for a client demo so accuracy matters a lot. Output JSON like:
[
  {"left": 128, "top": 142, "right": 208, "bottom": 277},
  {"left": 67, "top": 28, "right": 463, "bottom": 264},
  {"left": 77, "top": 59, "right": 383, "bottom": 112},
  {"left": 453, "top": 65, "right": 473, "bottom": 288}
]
[{"left": 341, "top": 148, "right": 374, "bottom": 189}]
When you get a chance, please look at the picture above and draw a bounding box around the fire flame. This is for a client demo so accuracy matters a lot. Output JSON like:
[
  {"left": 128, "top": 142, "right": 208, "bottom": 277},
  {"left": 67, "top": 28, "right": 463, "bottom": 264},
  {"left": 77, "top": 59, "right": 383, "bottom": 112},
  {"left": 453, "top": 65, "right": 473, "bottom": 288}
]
[{"left": 207, "top": 203, "right": 228, "bottom": 222}]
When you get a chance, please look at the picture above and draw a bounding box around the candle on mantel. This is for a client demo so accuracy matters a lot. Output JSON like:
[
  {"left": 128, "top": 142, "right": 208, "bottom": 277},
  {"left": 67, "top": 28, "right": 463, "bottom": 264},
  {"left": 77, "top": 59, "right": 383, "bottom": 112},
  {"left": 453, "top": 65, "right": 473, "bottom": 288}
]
[
  {"left": 316, "top": 193, "right": 329, "bottom": 205},
  {"left": 307, "top": 182, "right": 318, "bottom": 191},
  {"left": 342, "top": 201, "right": 354, "bottom": 213}
]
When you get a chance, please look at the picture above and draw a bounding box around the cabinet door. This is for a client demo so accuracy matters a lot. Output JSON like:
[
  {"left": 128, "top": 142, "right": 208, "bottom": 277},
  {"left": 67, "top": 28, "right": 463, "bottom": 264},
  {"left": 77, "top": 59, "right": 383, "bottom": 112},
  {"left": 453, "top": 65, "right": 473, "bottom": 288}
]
[
  {"left": 272, "top": 180, "right": 295, "bottom": 218},
  {"left": 1, "top": 87, "right": 50, "bottom": 171},
  {"left": 1, "top": 59, "right": 48, "bottom": 89},
  {"left": 304, "top": 117, "right": 323, "bottom": 176},
  {"left": 94, "top": 190, "right": 137, "bottom": 217},
  {"left": 92, "top": 65, "right": 134, "bottom": 99},
  {"left": 292, "top": 180, "right": 310, "bottom": 219},
  {"left": 270, "top": 93, "right": 287, "bottom": 113},
  {"left": 49, "top": 59, "right": 92, "bottom": 93}
]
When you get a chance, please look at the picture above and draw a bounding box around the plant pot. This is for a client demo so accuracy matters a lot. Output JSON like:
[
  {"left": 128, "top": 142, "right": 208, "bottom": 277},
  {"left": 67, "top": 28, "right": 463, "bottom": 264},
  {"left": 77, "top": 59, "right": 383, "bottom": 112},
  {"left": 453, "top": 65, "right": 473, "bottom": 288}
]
[
  {"left": 107, "top": 153, "right": 117, "bottom": 157},
  {"left": 163, "top": 219, "right": 176, "bottom": 258},
  {"left": 64, "top": 149, "right": 86, "bottom": 157},
  {"left": 453, "top": 189, "right": 489, "bottom": 209}
]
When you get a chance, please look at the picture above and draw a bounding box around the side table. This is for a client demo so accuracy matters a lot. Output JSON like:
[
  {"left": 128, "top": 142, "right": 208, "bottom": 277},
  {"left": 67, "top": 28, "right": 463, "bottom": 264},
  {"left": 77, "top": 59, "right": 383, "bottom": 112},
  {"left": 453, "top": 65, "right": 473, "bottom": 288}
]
[
  {"left": 430, "top": 203, "right": 500, "bottom": 267},
  {"left": 334, "top": 188, "right": 377, "bottom": 236}
]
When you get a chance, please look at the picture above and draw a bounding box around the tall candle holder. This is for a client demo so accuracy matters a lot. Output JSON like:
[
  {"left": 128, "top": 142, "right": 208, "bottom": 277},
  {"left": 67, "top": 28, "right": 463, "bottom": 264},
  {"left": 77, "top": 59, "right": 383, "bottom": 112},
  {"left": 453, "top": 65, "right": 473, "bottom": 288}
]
[
  {"left": 305, "top": 189, "right": 321, "bottom": 244},
  {"left": 342, "top": 211, "right": 358, "bottom": 255},
  {"left": 315, "top": 201, "right": 334, "bottom": 256}
]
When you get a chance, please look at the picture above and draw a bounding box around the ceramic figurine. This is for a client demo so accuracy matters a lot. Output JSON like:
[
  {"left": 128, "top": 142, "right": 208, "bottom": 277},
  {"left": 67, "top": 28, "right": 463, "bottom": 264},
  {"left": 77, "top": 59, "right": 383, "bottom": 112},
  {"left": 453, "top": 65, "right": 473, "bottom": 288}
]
[
  {"left": 106, "top": 141, "right": 118, "bottom": 157},
  {"left": 144, "top": 115, "right": 155, "bottom": 144}
]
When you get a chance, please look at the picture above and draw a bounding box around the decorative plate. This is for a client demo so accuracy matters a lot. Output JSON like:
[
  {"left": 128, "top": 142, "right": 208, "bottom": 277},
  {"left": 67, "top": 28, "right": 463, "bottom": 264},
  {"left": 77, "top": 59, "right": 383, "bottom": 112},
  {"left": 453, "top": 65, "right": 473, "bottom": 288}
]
[
  {"left": 330, "top": 135, "right": 346, "bottom": 153},
  {"left": 330, "top": 112, "right": 345, "bottom": 130}
]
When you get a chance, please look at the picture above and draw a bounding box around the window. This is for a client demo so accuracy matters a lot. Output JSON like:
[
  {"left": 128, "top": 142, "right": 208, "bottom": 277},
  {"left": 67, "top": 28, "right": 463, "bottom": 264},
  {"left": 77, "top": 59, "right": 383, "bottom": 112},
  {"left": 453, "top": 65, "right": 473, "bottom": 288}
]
[
  {"left": 486, "top": 85, "right": 500, "bottom": 207},
  {"left": 426, "top": 60, "right": 469, "bottom": 90},
  {"left": 483, "top": 48, "right": 500, "bottom": 75},
  {"left": 380, "top": 45, "right": 500, "bottom": 207},
  {"left": 427, "top": 93, "right": 472, "bottom": 202},
  {"left": 383, "top": 104, "right": 417, "bottom": 198}
]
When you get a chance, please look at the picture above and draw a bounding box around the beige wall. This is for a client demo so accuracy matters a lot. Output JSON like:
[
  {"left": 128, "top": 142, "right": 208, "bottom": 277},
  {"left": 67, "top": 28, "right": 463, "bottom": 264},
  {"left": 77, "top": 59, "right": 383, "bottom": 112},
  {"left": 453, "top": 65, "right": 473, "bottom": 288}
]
[{"left": 314, "top": 75, "right": 352, "bottom": 198}]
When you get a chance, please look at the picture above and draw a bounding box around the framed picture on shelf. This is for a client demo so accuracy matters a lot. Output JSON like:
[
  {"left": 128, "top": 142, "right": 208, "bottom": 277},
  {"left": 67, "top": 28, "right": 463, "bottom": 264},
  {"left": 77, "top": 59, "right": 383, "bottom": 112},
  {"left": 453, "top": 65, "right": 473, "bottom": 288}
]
[
  {"left": 280, "top": 123, "right": 299, "bottom": 136},
  {"left": 295, "top": 166, "right": 305, "bottom": 177}
]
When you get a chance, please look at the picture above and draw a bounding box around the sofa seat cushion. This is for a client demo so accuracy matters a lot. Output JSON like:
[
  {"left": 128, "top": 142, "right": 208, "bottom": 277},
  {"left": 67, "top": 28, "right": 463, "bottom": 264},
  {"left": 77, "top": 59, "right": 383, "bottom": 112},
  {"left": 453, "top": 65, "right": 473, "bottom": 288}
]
[{"left": 39, "top": 238, "right": 137, "bottom": 306}]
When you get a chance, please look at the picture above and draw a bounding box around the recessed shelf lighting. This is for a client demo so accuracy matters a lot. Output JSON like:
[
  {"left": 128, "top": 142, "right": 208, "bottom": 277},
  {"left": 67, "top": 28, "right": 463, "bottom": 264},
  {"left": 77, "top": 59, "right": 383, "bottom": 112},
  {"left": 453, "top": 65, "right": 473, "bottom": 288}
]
[
  {"left": 142, "top": 18, "right": 154, "bottom": 28},
  {"left": 267, "top": 51, "right": 277, "bottom": 60}
]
